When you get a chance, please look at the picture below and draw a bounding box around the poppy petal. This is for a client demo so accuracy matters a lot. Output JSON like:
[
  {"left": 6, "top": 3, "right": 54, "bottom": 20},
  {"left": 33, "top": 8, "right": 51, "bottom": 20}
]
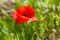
[
  {"left": 11, "top": 11, "right": 17, "bottom": 20},
  {"left": 27, "top": 17, "right": 37, "bottom": 22},
  {"left": 15, "top": 12, "right": 29, "bottom": 24},
  {"left": 16, "top": 6, "right": 35, "bottom": 18}
]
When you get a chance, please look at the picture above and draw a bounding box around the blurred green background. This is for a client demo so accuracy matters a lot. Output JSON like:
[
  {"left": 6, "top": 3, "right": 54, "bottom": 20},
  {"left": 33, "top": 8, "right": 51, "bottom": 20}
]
[{"left": 0, "top": 0, "right": 60, "bottom": 40}]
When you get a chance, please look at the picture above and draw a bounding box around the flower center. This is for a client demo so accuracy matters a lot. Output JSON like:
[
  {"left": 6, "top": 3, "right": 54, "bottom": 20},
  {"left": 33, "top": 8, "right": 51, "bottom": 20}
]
[{"left": 23, "top": 14, "right": 27, "bottom": 17}]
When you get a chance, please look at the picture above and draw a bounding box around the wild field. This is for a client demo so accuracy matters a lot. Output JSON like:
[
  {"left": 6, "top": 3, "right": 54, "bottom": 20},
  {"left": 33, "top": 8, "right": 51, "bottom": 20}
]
[{"left": 0, "top": 0, "right": 60, "bottom": 40}]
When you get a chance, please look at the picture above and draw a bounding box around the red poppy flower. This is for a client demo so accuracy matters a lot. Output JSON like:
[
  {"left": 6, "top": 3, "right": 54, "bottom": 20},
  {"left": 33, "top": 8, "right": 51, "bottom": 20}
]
[{"left": 11, "top": 6, "right": 37, "bottom": 24}]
